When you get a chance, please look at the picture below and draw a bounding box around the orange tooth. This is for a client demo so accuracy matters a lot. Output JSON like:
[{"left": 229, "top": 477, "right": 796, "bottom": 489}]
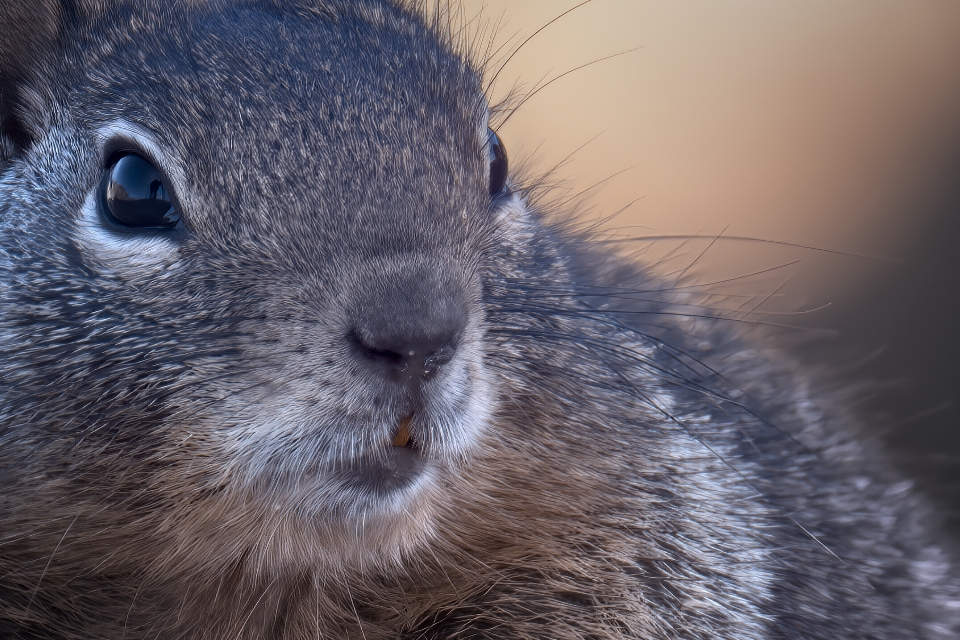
[{"left": 392, "top": 415, "right": 412, "bottom": 447}]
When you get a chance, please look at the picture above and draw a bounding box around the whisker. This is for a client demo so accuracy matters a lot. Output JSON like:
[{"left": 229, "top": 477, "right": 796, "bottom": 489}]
[
  {"left": 496, "top": 47, "right": 644, "bottom": 130},
  {"left": 592, "top": 234, "right": 898, "bottom": 262},
  {"left": 26, "top": 514, "right": 79, "bottom": 614},
  {"left": 484, "top": 0, "right": 597, "bottom": 94}
]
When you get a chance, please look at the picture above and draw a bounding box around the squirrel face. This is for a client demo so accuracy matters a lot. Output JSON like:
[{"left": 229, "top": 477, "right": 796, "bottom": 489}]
[{"left": 1, "top": 1, "right": 510, "bottom": 567}]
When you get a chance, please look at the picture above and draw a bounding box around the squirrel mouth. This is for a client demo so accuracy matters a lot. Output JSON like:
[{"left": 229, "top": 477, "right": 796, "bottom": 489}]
[
  {"left": 391, "top": 414, "right": 415, "bottom": 448},
  {"left": 335, "top": 414, "right": 424, "bottom": 497}
]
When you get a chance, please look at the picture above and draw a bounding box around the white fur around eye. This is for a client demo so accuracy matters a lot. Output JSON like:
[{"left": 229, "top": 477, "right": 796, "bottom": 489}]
[
  {"left": 477, "top": 109, "right": 491, "bottom": 149},
  {"left": 494, "top": 190, "right": 524, "bottom": 224},
  {"left": 73, "top": 190, "right": 183, "bottom": 276}
]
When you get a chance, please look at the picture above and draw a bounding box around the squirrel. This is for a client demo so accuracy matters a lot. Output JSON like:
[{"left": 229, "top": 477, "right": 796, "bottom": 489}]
[{"left": 1, "top": 1, "right": 958, "bottom": 638}]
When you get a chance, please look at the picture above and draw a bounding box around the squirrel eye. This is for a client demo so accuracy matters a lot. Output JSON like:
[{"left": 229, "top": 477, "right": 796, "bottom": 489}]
[
  {"left": 487, "top": 128, "right": 508, "bottom": 198},
  {"left": 100, "top": 153, "right": 180, "bottom": 228}
]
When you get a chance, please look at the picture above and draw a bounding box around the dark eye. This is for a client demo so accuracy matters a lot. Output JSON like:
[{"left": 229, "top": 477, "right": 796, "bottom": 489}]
[
  {"left": 100, "top": 153, "right": 180, "bottom": 228},
  {"left": 487, "top": 128, "right": 508, "bottom": 198}
]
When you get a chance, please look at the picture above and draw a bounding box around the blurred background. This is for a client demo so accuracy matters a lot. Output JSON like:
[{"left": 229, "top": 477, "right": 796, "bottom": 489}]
[{"left": 457, "top": 0, "right": 960, "bottom": 535}]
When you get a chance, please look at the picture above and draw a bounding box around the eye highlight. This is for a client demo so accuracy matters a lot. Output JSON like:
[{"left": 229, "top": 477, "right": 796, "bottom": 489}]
[
  {"left": 487, "top": 128, "right": 508, "bottom": 198},
  {"left": 99, "top": 153, "right": 180, "bottom": 229}
]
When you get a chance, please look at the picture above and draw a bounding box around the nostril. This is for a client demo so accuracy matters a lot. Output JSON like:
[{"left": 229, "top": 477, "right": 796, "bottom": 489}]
[
  {"left": 350, "top": 331, "right": 406, "bottom": 367},
  {"left": 349, "top": 329, "right": 461, "bottom": 382},
  {"left": 422, "top": 344, "right": 456, "bottom": 376}
]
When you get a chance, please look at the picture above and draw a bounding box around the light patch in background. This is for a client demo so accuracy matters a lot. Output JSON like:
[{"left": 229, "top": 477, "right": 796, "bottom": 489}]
[
  {"left": 459, "top": 0, "right": 960, "bottom": 531},
  {"left": 466, "top": 0, "right": 960, "bottom": 299}
]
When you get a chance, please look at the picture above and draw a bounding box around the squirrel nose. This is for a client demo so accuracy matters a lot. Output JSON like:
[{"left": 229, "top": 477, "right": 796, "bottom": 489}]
[{"left": 348, "top": 271, "right": 468, "bottom": 385}]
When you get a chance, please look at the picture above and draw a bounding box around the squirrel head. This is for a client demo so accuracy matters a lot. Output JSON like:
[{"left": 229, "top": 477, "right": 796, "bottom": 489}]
[{"left": 0, "top": 0, "right": 519, "bottom": 569}]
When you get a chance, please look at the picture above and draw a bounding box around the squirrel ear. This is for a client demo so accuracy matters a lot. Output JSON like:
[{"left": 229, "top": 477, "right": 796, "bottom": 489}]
[{"left": 0, "top": 0, "right": 66, "bottom": 156}]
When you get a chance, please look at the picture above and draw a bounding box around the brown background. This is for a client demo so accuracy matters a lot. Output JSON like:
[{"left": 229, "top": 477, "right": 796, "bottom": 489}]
[{"left": 456, "top": 0, "right": 960, "bottom": 534}]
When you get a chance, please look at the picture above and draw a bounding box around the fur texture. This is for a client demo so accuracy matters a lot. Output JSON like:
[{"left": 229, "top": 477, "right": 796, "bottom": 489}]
[{"left": 1, "top": 1, "right": 958, "bottom": 638}]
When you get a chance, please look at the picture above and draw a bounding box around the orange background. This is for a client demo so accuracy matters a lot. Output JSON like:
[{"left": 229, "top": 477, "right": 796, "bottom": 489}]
[{"left": 457, "top": 0, "right": 960, "bottom": 530}]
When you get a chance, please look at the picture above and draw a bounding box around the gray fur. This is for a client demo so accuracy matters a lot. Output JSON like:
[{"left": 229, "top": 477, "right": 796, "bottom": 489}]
[{"left": 0, "top": 1, "right": 958, "bottom": 638}]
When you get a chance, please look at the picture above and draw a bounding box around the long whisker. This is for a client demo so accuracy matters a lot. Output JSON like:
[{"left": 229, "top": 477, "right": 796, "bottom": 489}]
[
  {"left": 484, "top": 0, "right": 596, "bottom": 93},
  {"left": 26, "top": 514, "right": 79, "bottom": 613},
  {"left": 496, "top": 47, "right": 644, "bottom": 130},
  {"left": 593, "top": 234, "right": 898, "bottom": 262}
]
